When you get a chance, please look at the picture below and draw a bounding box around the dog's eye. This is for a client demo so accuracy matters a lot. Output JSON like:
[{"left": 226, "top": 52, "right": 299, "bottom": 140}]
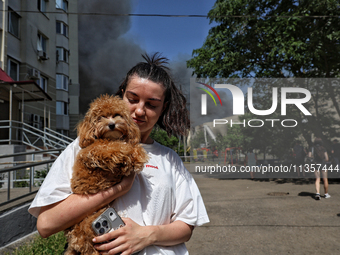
[{"left": 114, "top": 114, "right": 121, "bottom": 118}]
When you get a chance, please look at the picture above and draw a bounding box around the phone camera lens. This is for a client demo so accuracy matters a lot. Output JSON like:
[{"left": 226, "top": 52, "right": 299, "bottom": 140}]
[
  {"left": 102, "top": 220, "right": 108, "bottom": 227},
  {"left": 110, "top": 212, "right": 113, "bottom": 216},
  {"left": 95, "top": 222, "right": 101, "bottom": 229},
  {"left": 99, "top": 228, "right": 105, "bottom": 235}
]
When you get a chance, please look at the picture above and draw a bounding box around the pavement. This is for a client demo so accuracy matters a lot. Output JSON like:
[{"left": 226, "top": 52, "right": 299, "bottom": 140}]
[
  {"left": 1, "top": 164, "right": 340, "bottom": 254},
  {"left": 186, "top": 166, "right": 340, "bottom": 255}
]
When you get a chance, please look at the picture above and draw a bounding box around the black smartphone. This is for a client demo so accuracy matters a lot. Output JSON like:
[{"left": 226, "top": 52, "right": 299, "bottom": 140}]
[{"left": 91, "top": 207, "right": 125, "bottom": 235}]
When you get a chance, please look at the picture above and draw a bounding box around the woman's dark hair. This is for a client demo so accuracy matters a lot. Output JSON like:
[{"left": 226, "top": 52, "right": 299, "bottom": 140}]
[{"left": 116, "top": 52, "right": 189, "bottom": 137}]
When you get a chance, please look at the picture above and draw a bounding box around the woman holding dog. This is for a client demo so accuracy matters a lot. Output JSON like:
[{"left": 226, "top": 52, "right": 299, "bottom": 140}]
[{"left": 29, "top": 53, "right": 209, "bottom": 255}]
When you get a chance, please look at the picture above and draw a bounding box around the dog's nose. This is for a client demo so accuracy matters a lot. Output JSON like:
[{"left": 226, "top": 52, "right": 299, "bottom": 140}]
[{"left": 109, "top": 124, "right": 115, "bottom": 130}]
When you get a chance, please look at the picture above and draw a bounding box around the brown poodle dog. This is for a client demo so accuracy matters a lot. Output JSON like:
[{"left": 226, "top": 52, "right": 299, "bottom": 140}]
[{"left": 64, "top": 95, "right": 149, "bottom": 255}]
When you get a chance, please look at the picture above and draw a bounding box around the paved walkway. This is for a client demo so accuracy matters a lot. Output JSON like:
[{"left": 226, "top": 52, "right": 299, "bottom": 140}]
[
  {"left": 1, "top": 165, "right": 340, "bottom": 254},
  {"left": 186, "top": 169, "right": 340, "bottom": 254}
]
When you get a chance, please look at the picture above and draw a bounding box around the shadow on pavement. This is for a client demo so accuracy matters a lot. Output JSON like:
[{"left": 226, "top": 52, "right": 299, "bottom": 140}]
[{"left": 297, "top": 191, "right": 315, "bottom": 199}]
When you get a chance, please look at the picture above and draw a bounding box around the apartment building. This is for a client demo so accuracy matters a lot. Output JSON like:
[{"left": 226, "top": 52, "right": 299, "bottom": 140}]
[{"left": 0, "top": 0, "right": 79, "bottom": 143}]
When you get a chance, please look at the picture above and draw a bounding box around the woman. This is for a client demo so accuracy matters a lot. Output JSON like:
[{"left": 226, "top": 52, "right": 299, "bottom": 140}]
[
  {"left": 29, "top": 53, "right": 209, "bottom": 254},
  {"left": 244, "top": 148, "right": 257, "bottom": 179},
  {"left": 308, "top": 137, "right": 331, "bottom": 200}
]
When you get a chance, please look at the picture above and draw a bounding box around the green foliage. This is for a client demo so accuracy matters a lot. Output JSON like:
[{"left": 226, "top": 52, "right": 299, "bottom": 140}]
[
  {"left": 14, "top": 170, "right": 29, "bottom": 188},
  {"left": 150, "top": 126, "right": 185, "bottom": 155},
  {"left": 5, "top": 232, "right": 66, "bottom": 255},
  {"left": 190, "top": 129, "right": 206, "bottom": 149},
  {"left": 35, "top": 168, "right": 49, "bottom": 187},
  {"left": 14, "top": 181, "right": 29, "bottom": 188},
  {"left": 187, "top": 0, "right": 340, "bottom": 153},
  {"left": 0, "top": 174, "right": 3, "bottom": 188},
  {"left": 35, "top": 169, "right": 48, "bottom": 179},
  {"left": 224, "top": 125, "right": 244, "bottom": 148},
  {"left": 191, "top": 126, "right": 245, "bottom": 152},
  {"left": 187, "top": 0, "right": 340, "bottom": 79}
]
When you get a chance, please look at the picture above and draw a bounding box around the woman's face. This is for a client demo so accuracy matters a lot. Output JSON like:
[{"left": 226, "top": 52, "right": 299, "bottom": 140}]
[{"left": 122, "top": 75, "right": 166, "bottom": 143}]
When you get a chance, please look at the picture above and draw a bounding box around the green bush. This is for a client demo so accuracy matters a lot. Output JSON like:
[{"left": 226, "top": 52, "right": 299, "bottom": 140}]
[
  {"left": 0, "top": 174, "right": 4, "bottom": 188},
  {"left": 34, "top": 169, "right": 49, "bottom": 187},
  {"left": 13, "top": 181, "right": 29, "bottom": 188}
]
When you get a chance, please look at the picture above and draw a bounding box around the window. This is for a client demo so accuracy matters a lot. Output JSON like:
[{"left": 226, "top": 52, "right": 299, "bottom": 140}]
[
  {"left": 56, "top": 0, "right": 68, "bottom": 12},
  {"left": 56, "top": 21, "right": 68, "bottom": 37},
  {"left": 8, "top": 59, "right": 19, "bottom": 81},
  {"left": 56, "top": 101, "right": 68, "bottom": 115},
  {"left": 56, "top": 74, "right": 69, "bottom": 91},
  {"left": 37, "top": 0, "right": 47, "bottom": 13},
  {"left": 8, "top": 8, "right": 20, "bottom": 37},
  {"left": 56, "top": 47, "right": 69, "bottom": 63},
  {"left": 37, "top": 75, "right": 48, "bottom": 92},
  {"left": 37, "top": 33, "right": 47, "bottom": 53}
]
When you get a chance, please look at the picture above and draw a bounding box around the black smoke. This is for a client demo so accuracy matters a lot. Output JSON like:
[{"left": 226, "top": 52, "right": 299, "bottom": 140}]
[
  {"left": 78, "top": 0, "right": 144, "bottom": 114},
  {"left": 78, "top": 1, "right": 197, "bottom": 117}
]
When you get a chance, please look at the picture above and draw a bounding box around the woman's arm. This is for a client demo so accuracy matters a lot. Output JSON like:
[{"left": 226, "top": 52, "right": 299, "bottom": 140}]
[
  {"left": 146, "top": 220, "right": 194, "bottom": 246},
  {"left": 37, "top": 173, "right": 135, "bottom": 238},
  {"left": 93, "top": 218, "right": 194, "bottom": 254}
]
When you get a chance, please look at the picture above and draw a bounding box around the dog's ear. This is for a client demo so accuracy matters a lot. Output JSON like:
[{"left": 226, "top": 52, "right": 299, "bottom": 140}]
[{"left": 77, "top": 117, "right": 96, "bottom": 148}]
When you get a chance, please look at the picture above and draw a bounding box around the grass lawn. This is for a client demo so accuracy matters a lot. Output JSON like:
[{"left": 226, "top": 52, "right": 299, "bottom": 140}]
[{"left": 5, "top": 232, "right": 67, "bottom": 255}]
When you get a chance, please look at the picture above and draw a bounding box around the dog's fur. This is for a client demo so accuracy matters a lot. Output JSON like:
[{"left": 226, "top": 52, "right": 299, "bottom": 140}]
[{"left": 64, "top": 95, "right": 148, "bottom": 255}]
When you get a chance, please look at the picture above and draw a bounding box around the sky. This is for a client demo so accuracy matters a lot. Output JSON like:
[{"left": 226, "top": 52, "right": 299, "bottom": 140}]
[{"left": 124, "top": 0, "right": 216, "bottom": 61}]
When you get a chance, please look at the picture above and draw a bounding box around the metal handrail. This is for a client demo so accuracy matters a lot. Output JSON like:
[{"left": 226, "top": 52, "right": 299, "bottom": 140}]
[
  {"left": 0, "top": 160, "right": 55, "bottom": 173},
  {"left": 0, "top": 120, "right": 73, "bottom": 150},
  {"left": 0, "top": 148, "right": 63, "bottom": 159},
  {"left": 0, "top": 122, "right": 71, "bottom": 208},
  {"left": 0, "top": 154, "right": 60, "bottom": 207},
  {"left": 45, "top": 127, "right": 74, "bottom": 143}
]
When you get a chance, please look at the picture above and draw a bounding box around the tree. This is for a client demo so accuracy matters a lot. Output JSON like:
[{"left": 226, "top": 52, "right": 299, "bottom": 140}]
[
  {"left": 187, "top": 0, "right": 340, "bottom": 151},
  {"left": 190, "top": 129, "right": 206, "bottom": 149},
  {"left": 150, "top": 127, "right": 181, "bottom": 153},
  {"left": 188, "top": 0, "right": 340, "bottom": 79}
]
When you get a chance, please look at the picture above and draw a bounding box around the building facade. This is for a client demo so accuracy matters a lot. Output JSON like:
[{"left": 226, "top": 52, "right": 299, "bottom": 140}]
[{"left": 0, "top": 0, "right": 79, "bottom": 141}]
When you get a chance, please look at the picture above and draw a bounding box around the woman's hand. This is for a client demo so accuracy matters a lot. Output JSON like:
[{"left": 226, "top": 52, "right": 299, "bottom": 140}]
[
  {"left": 93, "top": 218, "right": 151, "bottom": 255},
  {"left": 93, "top": 218, "right": 194, "bottom": 255},
  {"left": 37, "top": 173, "right": 136, "bottom": 238}
]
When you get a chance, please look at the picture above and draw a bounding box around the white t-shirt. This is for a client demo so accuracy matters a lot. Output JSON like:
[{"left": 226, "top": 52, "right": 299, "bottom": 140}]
[{"left": 29, "top": 138, "right": 209, "bottom": 255}]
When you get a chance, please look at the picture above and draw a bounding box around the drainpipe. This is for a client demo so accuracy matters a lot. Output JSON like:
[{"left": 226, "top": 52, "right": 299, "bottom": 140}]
[
  {"left": 43, "top": 101, "right": 46, "bottom": 148},
  {"left": 9, "top": 85, "right": 12, "bottom": 144},
  {"left": 1, "top": 0, "right": 7, "bottom": 69}
]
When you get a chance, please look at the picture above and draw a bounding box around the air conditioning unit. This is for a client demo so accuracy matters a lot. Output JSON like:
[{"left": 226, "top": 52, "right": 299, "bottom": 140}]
[
  {"left": 28, "top": 68, "right": 40, "bottom": 80},
  {"left": 33, "top": 114, "right": 40, "bottom": 123},
  {"left": 38, "top": 51, "right": 49, "bottom": 61}
]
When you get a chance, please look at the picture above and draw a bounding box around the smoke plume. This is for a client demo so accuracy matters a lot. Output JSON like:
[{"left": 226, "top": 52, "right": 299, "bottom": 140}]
[
  {"left": 78, "top": 0, "right": 144, "bottom": 114},
  {"left": 78, "top": 1, "right": 197, "bottom": 118}
]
